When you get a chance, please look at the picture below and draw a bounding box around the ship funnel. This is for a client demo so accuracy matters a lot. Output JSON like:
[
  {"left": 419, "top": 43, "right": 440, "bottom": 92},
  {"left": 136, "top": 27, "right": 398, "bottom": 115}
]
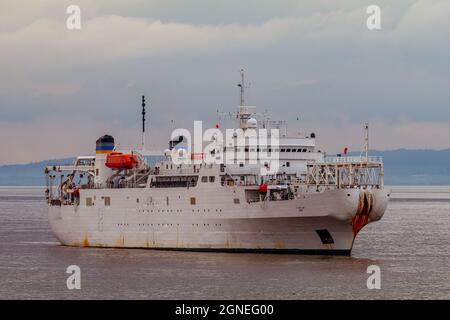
[
  {"left": 96, "top": 135, "right": 115, "bottom": 154},
  {"left": 94, "top": 135, "right": 115, "bottom": 187}
]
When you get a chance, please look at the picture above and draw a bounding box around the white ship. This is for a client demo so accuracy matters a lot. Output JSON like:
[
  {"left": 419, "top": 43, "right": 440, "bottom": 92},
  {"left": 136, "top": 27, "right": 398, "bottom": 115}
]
[{"left": 45, "top": 72, "right": 389, "bottom": 255}]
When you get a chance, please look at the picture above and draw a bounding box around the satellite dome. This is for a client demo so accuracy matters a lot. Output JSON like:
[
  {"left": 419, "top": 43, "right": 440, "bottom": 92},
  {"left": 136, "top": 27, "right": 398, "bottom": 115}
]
[{"left": 247, "top": 118, "right": 257, "bottom": 129}]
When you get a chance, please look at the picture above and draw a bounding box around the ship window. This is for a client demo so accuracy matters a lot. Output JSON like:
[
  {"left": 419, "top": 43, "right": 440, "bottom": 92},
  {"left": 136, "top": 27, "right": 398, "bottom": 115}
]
[
  {"left": 190, "top": 197, "right": 196, "bottom": 205},
  {"left": 268, "top": 148, "right": 272, "bottom": 152},
  {"left": 239, "top": 163, "right": 244, "bottom": 167},
  {"left": 233, "top": 198, "right": 240, "bottom": 204},
  {"left": 201, "top": 176, "right": 208, "bottom": 183},
  {"left": 104, "top": 197, "right": 111, "bottom": 206},
  {"left": 209, "top": 176, "right": 215, "bottom": 183},
  {"left": 280, "top": 149, "right": 285, "bottom": 152},
  {"left": 95, "top": 169, "right": 99, "bottom": 176},
  {"left": 303, "top": 148, "right": 307, "bottom": 152},
  {"left": 245, "top": 148, "right": 249, "bottom": 152},
  {"left": 86, "top": 197, "right": 93, "bottom": 206},
  {"left": 286, "top": 162, "right": 290, "bottom": 167},
  {"left": 286, "top": 149, "right": 291, "bottom": 152},
  {"left": 316, "top": 229, "right": 334, "bottom": 244},
  {"left": 136, "top": 198, "right": 139, "bottom": 203}
]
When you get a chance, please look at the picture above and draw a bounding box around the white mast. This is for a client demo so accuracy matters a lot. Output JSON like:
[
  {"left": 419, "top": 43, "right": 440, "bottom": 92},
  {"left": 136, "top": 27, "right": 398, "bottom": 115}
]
[
  {"left": 237, "top": 69, "right": 252, "bottom": 130},
  {"left": 238, "top": 68, "right": 245, "bottom": 107}
]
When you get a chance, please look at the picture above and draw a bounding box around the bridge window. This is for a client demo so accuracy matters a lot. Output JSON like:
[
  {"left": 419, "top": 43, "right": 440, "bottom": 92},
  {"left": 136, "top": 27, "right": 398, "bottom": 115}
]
[
  {"left": 86, "top": 197, "right": 93, "bottom": 206},
  {"left": 190, "top": 197, "right": 196, "bottom": 205},
  {"left": 209, "top": 176, "right": 215, "bottom": 183},
  {"left": 104, "top": 197, "right": 111, "bottom": 206},
  {"left": 233, "top": 198, "right": 240, "bottom": 204},
  {"left": 201, "top": 176, "right": 208, "bottom": 183}
]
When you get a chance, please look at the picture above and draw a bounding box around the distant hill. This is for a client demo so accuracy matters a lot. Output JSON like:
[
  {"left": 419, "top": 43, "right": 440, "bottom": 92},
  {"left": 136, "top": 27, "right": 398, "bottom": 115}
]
[
  {"left": 366, "top": 149, "right": 450, "bottom": 185},
  {"left": 0, "top": 158, "right": 74, "bottom": 186},
  {"left": 0, "top": 150, "right": 450, "bottom": 186},
  {"left": 0, "top": 156, "right": 164, "bottom": 186}
]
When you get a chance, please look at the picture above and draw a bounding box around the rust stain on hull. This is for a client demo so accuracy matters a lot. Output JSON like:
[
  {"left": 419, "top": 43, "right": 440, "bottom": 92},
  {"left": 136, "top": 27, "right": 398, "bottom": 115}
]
[
  {"left": 115, "top": 235, "right": 125, "bottom": 247},
  {"left": 274, "top": 241, "right": 286, "bottom": 249},
  {"left": 351, "top": 191, "right": 373, "bottom": 236}
]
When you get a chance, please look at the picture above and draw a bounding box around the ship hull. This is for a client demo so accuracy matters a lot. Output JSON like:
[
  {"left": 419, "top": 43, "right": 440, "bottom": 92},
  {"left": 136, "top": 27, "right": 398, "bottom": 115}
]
[{"left": 48, "top": 187, "right": 389, "bottom": 255}]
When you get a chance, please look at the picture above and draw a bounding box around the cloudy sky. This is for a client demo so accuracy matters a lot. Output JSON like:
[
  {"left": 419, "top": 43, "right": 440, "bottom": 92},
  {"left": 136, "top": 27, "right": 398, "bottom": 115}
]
[{"left": 0, "top": 0, "right": 449, "bottom": 164}]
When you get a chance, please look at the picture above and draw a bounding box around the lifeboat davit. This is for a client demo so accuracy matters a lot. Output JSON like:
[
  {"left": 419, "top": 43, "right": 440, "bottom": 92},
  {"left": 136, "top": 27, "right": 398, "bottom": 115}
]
[{"left": 105, "top": 152, "right": 139, "bottom": 169}]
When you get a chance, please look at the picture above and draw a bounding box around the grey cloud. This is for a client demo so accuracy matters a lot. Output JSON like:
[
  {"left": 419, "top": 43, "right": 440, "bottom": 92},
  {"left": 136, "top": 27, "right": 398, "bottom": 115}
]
[{"left": 0, "top": 0, "right": 449, "bottom": 164}]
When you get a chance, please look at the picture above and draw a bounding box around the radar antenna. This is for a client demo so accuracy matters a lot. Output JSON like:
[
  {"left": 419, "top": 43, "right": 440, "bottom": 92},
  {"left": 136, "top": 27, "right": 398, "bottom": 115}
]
[
  {"left": 364, "top": 122, "right": 369, "bottom": 163},
  {"left": 141, "top": 95, "right": 146, "bottom": 151}
]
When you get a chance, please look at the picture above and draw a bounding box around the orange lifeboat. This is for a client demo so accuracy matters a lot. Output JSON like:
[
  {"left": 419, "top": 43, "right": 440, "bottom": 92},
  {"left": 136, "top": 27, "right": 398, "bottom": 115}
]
[{"left": 105, "top": 152, "right": 139, "bottom": 169}]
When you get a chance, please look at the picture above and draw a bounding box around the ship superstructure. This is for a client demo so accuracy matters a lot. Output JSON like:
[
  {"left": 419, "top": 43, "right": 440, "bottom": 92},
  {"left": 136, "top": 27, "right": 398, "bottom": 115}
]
[{"left": 45, "top": 72, "right": 389, "bottom": 255}]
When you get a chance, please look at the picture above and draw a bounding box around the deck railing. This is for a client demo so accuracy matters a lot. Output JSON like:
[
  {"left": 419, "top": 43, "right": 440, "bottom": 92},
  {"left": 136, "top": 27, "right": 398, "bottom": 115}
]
[{"left": 325, "top": 156, "right": 383, "bottom": 164}]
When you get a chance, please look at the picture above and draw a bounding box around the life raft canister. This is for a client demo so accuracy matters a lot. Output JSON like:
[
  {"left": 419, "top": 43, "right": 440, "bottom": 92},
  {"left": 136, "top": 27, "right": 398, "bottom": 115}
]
[{"left": 258, "top": 183, "right": 268, "bottom": 194}]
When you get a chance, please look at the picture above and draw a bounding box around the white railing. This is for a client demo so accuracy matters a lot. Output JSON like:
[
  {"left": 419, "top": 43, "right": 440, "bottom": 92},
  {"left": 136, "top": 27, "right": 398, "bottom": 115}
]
[{"left": 325, "top": 156, "right": 383, "bottom": 164}]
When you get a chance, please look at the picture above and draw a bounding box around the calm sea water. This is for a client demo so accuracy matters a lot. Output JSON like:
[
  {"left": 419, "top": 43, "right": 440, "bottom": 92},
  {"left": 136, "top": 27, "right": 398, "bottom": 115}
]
[{"left": 0, "top": 186, "right": 448, "bottom": 299}]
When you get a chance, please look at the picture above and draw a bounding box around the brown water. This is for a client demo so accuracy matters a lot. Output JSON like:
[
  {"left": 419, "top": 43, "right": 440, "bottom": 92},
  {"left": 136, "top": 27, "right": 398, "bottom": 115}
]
[{"left": 0, "top": 187, "right": 449, "bottom": 299}]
